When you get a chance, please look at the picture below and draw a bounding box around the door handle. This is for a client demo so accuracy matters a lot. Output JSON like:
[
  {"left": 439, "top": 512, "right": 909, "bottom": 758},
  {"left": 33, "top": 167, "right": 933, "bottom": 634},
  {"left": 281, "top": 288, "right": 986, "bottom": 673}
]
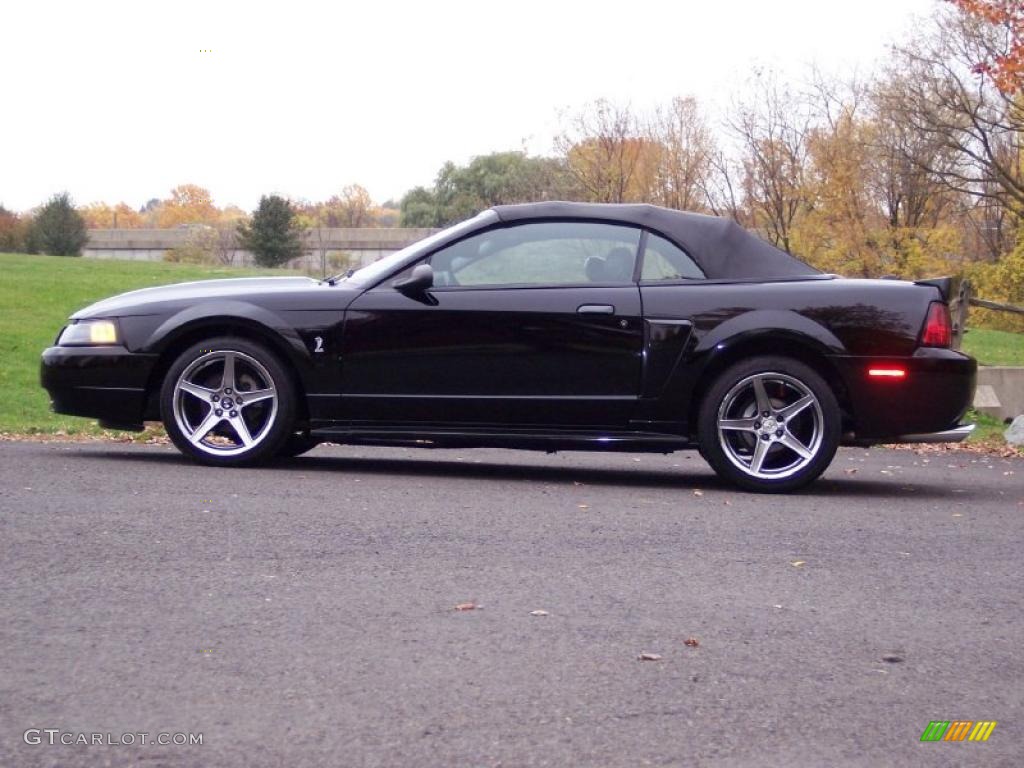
[{"left": 577, "top": 304, "right": 615, "bottom": 315}]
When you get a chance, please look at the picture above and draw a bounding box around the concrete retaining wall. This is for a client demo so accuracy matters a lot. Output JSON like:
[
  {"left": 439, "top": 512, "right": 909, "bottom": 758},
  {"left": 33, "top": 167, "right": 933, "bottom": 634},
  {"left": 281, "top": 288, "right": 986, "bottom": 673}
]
[
  {"left": 82, "top": 227, "right": 438, "bottom": 270},
  {"left": 976, "top": 367, "right": 1024, "bottom": 421}
]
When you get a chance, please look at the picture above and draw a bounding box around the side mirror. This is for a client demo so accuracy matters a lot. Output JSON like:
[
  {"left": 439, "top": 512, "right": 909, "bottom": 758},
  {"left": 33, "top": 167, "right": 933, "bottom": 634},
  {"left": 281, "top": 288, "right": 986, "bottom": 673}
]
[{"left": 394, "top": 263, "right": 434, "bottom": 294}]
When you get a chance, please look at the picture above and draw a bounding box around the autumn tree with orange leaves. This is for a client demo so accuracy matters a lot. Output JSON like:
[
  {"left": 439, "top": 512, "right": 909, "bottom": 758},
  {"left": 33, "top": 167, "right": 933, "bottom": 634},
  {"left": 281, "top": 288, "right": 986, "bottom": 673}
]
[
  {"left": 950, "top": 0, "right": 1024, "bottom": 94},
  {"left": 155, "top": 184, "right": 219, "bottom": 228},
  {"left": 0, "top": 205, "right": 27, "bottom": 251},
  {"left": 883, "top": 4, "right": 1024, "bottom": 214},
  {"left": 80, "top": 202, "right": 145, "bottom": 229},
  {"left": 556, "top": 100, "right": 652, "bottom": 204}
]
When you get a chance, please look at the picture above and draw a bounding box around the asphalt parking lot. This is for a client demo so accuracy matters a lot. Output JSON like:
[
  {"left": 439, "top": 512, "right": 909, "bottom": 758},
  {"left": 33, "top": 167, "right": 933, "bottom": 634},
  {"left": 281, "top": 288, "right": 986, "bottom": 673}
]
[{"left": 1, "top": 440, "right": 1021, "bottom": 767}]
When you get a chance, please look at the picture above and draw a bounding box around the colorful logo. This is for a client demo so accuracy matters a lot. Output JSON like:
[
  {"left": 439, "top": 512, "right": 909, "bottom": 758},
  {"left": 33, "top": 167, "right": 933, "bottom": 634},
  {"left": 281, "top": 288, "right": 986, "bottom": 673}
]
[{"left": 920, "top": 721, "right": 997, "bottom": 742}]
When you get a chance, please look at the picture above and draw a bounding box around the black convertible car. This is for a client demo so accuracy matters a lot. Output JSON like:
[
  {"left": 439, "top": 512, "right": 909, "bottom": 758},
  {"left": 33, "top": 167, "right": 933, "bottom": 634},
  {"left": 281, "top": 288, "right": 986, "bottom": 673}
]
[{"left": 41, "top": 202, "right": 976, "bottom": 491}]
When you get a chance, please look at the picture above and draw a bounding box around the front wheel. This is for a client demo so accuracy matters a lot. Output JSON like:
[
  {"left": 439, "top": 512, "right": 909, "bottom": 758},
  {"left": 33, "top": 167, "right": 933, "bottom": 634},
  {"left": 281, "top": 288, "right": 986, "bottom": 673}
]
[
  {"left": 697, "top": 356, "right": 840, "bottom": 493},
  {"left": 160, "top": 337, "right": 296, "bottom": 466}
]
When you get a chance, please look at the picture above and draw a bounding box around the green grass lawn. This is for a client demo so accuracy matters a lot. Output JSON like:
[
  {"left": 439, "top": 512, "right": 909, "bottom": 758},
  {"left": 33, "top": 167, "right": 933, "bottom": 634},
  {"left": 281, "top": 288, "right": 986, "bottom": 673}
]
[
  {"left": 0, "top": 252, "right": 291, "bottom": 434},
  {"left": 962, "top": 327, "right": 1024, "bottom": 366}
]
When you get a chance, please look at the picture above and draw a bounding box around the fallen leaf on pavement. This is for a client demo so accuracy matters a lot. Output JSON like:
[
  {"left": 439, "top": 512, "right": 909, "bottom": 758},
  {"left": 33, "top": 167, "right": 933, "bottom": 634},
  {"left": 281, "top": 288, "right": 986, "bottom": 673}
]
[
  {"left": 844, "top": 468, "right": 857, "bottom": 475},
  {"left": 684, "top": 637, "right": 700, "bottom": 647},
  {"left": 638, "top": 652, "right": 662, "bottom": 661},
  {"left": 454, "top": 602, "right": 479, "bottom": 611},
  {"left": 790, "top": 560, "right": 806, "bottom": 567}
]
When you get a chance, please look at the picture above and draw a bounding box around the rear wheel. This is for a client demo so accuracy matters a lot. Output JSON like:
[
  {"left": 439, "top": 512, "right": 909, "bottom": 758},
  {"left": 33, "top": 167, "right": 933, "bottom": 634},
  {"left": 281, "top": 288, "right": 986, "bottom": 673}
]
[
  {"left": 160, "top": 337, "right": 296, "bottom": 466},
  {"left": 697, "top": 356, "right": 840, "bottom": 492}
]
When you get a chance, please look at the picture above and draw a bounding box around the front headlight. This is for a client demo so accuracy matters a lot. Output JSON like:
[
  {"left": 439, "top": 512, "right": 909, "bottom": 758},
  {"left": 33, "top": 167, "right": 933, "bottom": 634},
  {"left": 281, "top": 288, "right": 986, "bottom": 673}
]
[{"left": 58, "top": 319, "right": 120, "bottom": 346}]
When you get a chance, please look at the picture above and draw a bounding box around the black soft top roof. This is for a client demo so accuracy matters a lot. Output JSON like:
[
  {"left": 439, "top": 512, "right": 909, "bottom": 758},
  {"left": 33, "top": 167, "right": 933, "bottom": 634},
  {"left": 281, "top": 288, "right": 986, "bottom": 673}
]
[{"left": 491, "top": 202, "right": 818, "bottom": 280}]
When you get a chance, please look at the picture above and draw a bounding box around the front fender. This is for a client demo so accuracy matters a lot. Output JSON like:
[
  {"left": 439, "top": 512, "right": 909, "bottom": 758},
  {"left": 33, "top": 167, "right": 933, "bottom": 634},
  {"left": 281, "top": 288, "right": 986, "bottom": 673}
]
[
  {"left": 145, "top": 301, "right": 313, "bottom": 370},
  {"left": 129, "top": 302, "right": 348, "bottom": 423},
  {"left": 134, "top": 300, "right": 352, "bottom": 423}
]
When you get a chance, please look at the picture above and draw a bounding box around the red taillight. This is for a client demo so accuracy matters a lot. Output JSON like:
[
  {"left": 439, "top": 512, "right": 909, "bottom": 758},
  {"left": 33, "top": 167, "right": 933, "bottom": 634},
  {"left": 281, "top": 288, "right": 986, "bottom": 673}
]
[{"left": 920, "top": 302, "right": 951, "bottom": 348}]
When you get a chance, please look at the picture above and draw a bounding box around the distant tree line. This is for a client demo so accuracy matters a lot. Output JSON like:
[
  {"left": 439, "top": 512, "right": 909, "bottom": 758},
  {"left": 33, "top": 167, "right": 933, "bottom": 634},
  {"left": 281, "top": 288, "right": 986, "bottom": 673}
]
[{"left": 0, "top": 183, "right": 395, "bottom": 261}]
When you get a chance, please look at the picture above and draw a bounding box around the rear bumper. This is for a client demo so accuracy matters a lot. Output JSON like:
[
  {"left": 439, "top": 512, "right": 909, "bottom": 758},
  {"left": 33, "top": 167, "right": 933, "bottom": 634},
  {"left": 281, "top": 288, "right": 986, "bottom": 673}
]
[
  {"left": 834, "top": 348, "right": 977, "bottom": 440},
  {"left": 894, "top": 423, "right": 975, "bottom": 443},
  {"left": 40, "top": 346, "right": 158, "bottom": 426}
]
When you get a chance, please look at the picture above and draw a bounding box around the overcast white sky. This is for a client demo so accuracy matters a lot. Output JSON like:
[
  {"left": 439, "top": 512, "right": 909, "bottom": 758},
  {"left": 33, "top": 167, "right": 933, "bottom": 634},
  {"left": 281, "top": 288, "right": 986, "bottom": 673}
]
[{"left": 1, "top": 0, "right": 938, "bottom": 213}]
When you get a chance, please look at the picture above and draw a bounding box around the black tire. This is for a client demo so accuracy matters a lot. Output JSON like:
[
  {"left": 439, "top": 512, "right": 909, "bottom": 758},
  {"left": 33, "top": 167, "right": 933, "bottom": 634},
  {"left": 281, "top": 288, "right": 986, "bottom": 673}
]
[
  {"left": 160, "top": 337, "right": 296, "bottom": 466},
  {"left": 697, "top": 356, "right": 840, "bottom": 493},
  {"left": 277, "top": 431, "right": 321, "bottom": 458}
]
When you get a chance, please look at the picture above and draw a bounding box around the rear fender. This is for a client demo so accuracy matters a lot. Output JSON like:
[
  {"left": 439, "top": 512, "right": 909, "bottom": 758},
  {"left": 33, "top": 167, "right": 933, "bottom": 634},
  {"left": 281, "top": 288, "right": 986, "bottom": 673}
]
[
  {"left": 695, "top": 309, "right": 845, "bottom": 355},
  {"left": 642, "top": 310, "right": 845, "bottom": 429}
]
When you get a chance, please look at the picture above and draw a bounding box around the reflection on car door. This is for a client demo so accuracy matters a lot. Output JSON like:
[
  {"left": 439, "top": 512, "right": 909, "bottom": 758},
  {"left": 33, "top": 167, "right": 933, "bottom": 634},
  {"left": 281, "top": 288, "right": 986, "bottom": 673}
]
[{"left": 340, "top": 222, "right": 645, "bottom": 428}]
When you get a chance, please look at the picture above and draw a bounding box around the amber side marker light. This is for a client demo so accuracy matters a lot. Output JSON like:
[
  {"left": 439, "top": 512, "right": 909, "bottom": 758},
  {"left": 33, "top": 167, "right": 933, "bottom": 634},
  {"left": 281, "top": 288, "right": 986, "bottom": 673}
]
[{"left": 868, "top": 367, "right": 907, "bottom": 379}]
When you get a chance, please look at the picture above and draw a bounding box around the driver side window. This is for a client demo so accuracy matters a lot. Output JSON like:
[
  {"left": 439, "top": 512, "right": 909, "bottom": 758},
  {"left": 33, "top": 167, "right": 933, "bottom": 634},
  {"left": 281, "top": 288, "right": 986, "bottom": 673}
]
[{"left": 428, "top": 222, "right": 641, "bottom": 288}]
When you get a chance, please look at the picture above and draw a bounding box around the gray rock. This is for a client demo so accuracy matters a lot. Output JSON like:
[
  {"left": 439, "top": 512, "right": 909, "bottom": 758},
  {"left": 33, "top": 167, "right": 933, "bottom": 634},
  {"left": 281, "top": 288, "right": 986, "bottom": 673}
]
[{"left": 1005, "top": 415, "right": 1024, "bottom": 446}]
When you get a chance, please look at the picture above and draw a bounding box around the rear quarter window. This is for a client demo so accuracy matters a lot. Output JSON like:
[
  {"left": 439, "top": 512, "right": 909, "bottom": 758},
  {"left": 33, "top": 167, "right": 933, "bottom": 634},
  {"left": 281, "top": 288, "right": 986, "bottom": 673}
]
[{"left": 641, "top": 233, "right": 704, "bottom": 280}]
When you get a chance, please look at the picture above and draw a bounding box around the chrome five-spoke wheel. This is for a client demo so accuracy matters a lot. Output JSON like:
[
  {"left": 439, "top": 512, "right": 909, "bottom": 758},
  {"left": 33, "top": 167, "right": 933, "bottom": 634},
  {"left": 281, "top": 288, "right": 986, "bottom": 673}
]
[
  {"left": 717, "top": 372, "right": 823, "bottom": 480},
  {"left": 698, "top": 356, "right": 840, "bottom": 492},
  {"left": 160, "top": 338, "right": 295, "bottom": 465},
  {"left": 173, "top": 350, "right": 278, "bottom": 456}
]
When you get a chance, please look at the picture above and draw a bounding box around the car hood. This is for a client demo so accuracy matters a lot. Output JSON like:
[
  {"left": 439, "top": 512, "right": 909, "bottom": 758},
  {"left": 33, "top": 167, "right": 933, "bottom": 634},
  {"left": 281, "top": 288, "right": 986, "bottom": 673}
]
[{"left": 71, "top": 276, "right": 353, "bottom": 319}]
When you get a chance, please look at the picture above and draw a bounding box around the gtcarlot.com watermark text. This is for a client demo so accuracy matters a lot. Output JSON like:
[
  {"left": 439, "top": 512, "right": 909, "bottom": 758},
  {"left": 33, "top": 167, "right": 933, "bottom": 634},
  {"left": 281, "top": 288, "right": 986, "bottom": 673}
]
[{"left": 24, "top": 729, "right": 202, "bottom": 746}]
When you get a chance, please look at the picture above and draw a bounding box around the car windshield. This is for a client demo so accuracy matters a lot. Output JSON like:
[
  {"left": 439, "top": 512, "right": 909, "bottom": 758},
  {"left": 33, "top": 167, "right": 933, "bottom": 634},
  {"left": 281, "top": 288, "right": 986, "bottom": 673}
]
[{"left": 337, "top": 210, "right": 499, "bottom": 286}]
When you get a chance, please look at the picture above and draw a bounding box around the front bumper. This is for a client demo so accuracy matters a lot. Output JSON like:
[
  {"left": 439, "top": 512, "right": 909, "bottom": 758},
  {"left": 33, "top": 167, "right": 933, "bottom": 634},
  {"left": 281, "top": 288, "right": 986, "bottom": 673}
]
[
  {"left": 834, "top": 348, "right": 977, "bottom": 441},
  {"left": 40, "top": 346, "right": 158, "bottom": 426}
]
